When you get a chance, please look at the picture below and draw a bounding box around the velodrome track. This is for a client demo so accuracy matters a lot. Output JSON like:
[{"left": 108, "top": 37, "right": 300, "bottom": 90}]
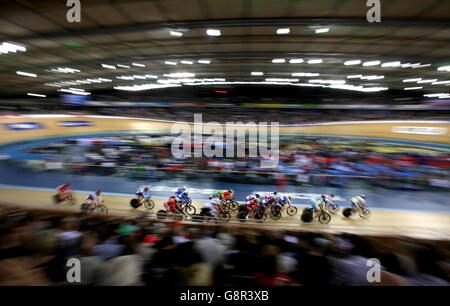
[
  {"left": 0, "top": 186, "right": 449, "bottom": 240},
  {"left": 0, "top": 115, "right": 449, "bottom": 239}
]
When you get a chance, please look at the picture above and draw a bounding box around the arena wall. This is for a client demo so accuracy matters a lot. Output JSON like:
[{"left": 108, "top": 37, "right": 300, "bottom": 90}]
[{"left": 0, "top": 115, "right": 449, "bottom": 145}]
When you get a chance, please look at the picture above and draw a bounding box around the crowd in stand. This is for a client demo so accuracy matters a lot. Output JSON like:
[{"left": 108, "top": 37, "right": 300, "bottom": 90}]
[
  {"left": 0, "top": 208, "right": 448, "bottom": 286},
  {"left": 22, "top": 134, "right": 450, "bottom": 189}
]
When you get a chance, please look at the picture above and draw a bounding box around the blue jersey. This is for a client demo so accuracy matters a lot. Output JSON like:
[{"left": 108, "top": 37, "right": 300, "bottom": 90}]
[
  {"left": 278, "top": 196, "right": 291, "bottom": 206},
  {"left": 175, "top": 188, "right": 186, "bottom": 198}
]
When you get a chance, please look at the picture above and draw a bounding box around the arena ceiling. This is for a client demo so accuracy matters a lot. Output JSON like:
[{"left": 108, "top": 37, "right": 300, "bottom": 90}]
[{"left": 0, "top": 0, "right": 449, "bottom": 101}]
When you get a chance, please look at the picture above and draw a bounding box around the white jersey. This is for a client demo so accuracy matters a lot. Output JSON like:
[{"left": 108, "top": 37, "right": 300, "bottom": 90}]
[
  {"left": 351, "top": 196, "right": 366, "bottom": 206},
  {"left": 86, "top": 193, "right": 102, "bottom": 204}
]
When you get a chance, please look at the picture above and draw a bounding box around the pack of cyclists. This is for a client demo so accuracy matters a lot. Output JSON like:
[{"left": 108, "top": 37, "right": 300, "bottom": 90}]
[{"left": 54, "top": 183, "right": 369, "bottom": 222}]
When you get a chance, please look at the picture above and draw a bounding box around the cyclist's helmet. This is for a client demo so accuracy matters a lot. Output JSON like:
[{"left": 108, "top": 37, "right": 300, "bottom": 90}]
[
  {"left": 330, "top": 194, "right": 335, "bottom": 198},
  {"left": 360, "top": 194, "right": 367, "bottom": 199},
  {"left": 288, "top": 195, "right": 293, "bottom": 200},
  {"left": 95, "top": 190, "right": 101, "bottom": 195},
  {"left": 273, "top": 191, "right": 278, "bottom": 195},
  {"left": 228, "top": 189, "right": 234, "bottom": 194},
  {"left": 255, "top": 194, "right": 260, "bottom": 198},
  {"left": 144, "top": 187, "right": 149, "bottom": 192},
  {"left": 182, "top": 186, "right": 187, "bottom": 190}
]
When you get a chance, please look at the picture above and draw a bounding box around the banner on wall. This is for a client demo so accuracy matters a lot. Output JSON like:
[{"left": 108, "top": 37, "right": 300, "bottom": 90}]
[
  {"left": 57, "top": 121, "right": 93, "bottom": 127},
  {"left": 392, "top": 126, "right": 448, "bottom": 135},
  {"left": 3, "top": 122, "right": 44, "bottom": 130}
]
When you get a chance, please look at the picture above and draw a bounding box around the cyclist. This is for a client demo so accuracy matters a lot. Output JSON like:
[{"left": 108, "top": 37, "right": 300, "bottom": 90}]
[
  {"left": 86, "top": 190, "right": 102, "bottom": 211},
  {"left": 210, "top": 190, "right": 223, "bottom": 200},
  {"left": 222, "top": 189, "right": 234, "bottom": 203},
  {"left": 265, "top": 192, "right": 278, "bottom": 206},
  {"left": 166, "top": 196, "right": 180, "bottom": 212},
  {"left": 202, "top": 197, "right": 220, "bottom": 218},
  {"left": 277, "top": 194, "right": 293, "bottom": 212},
  {"left": 351, "top": 195, "right": 368, "bottom": 210},
  {"left": 310, "top": 195, "right": 326, "bottom": 215},
  {"left": 244, "top": 198, "right": 259, "bottom": 220},
  {"left": 136, "top": 186, "right": 151, "bottom": 203},
  {"left": 175, "top": 186, "right": 190, "bottom": 205},
  {"left": 56, "top": 183, "right": 72, "bottom": 202},
  {"left": 323, "top": 194, "right": 337, "bottom": 210}
]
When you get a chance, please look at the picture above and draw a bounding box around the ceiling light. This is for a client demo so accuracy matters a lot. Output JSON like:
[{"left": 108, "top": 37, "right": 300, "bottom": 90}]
[
  {"left": 424, "top": 93, "right": 450, "bottom": 98},
  {"left": 315, "top": 28, "right": 329, "bottom": 34},
  {"left": 16, "top": 71, "right": 37, "bottom": 78},
  {"left": 417, "top": 79, "right": 437, "bottom": 84},
  {"left": 266, "top": 78, "right": 299, "bottom": 82},
  {"left": 198, "top": 60, "right": 211, "bottom": 64},
  {"left": 381, "top": 61, "right": 401, "bottom": 68},
  {"left": 27, "top": 93, "right": 46, "bottom": 97},
  {"left": 362, "top": 60, "right": 381, "bottom": 66},
  {"left": 403, "top": 78, "right": 422, "bottom": 82},
  {"left": 170, "top": 31, "right": 183, "bottom": 37},
  {"left": 412, "top": 64, "right": 431, "bottom": 69},
  {"left": 97, "top": 78, "right": 112, "bottom": 82},
  {"left": 117, "top": 64, "right": 130, "bottom": 69},
  {"left": 165, "top": 72, "right": 196, "bottom": 78},
  {"left": 276, "top": 28, "right": 290, "bottom": 35},
  {"left": 101, "top": 64, "right": 116, "bottom": 69},
  {"left": 272, "top": 58, "right": 286, "bottom": 63},
  {"left": 206, "top": 29, "right": 221, "bottom": 36},
  {"left": 307, "top": 59, "right": 323, "bottom": 64},
  {"left": 145, "top": 74, "right": 158, "bottom": 79},
  {"left": 133, "top": 75, "right": 146, "bottom": 79},
  {"left": 132, "top": 63, "right": 145, "bottom": 67},
  {"left": 437, "top": 65, "right": 450, "bottom": 72},
  {"left": 291, "top": 72, "right": 320, "bottom": 77},
  {"left": 251, "top": 72, "right": 264, "bottom": 76},
  {"left": 404, "top": 87, "right": 423, "bottom": 90},
  {"left": 289, "top": 58, "right": 303, "bottom": 64},
  {"left": 431, "top": 80, "right": 450, "bottom": 85},
  {"left": 164, "top": 61, "right": 177, "bottom": 65},
  {"left": 181, "top": 60, "right": 193, "bottom": 65},
  {"left": 344, "top": 60, "right": 361, "bottom": 66},
  {"left": 0, "top": 42, "right": 26, "bottom": 53},
  {"left": 346, "top": 75, "right": 363, "bottom": 79},
  {"left": 361, "top": 75, "right": 384, "bottom": 80}
]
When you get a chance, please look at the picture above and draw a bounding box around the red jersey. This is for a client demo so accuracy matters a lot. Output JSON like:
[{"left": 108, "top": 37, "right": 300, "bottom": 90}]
[{"left": 57, "top": 184, "right": 71, "bottom": 193}]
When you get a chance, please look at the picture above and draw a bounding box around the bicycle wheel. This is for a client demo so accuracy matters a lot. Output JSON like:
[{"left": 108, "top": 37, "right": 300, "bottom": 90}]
[
  {"left": 97, "top": 205, "right": 109, "bottom": 215},
  {"left": 342, "top": 208, "right": 353, "bottom": 218},
  {"left": 219, "top": 211, "right": 231, "bottom": 222},
  {"left": 270, "top": 211, "right": 282, "bottom": 220},
  {"left": 156, "top": 210, "right": 167, "bottom": 219},
  {"left": 52, "top": 194, "right": 60, "bottom": 204},
  {"left": 184, "top": 205, "right": 196, "bottom": 215},
  {"left": 144, "top": 199, "right": 155, "bottom": 210},
  {"left": 229, "top": 201, "right": 239, "bottom": 211},
  {"left": 318, "top": 212, "right": 331, "bottom": 224},
  {"left": 286, "top": 206, "right": 298, "bottom": 216},
  {"left": 237, "top": 211, "right": 247, "bottom": 222},
  {"left": 67, "top": 195, "right": 76, "bottom": 206},
  {"left": 359, "top": 208, "right": 371, "bottom": 219}
]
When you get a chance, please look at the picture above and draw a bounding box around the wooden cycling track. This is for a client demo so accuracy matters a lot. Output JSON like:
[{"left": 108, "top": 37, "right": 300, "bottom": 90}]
[{"left": 0, "top": 187, "right": 448, "bottom": 240}]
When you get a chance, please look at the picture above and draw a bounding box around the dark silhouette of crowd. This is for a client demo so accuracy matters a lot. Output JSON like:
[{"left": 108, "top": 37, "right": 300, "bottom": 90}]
[{"left": 0, "top": 207, "right": 448, "bottom": 286}]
